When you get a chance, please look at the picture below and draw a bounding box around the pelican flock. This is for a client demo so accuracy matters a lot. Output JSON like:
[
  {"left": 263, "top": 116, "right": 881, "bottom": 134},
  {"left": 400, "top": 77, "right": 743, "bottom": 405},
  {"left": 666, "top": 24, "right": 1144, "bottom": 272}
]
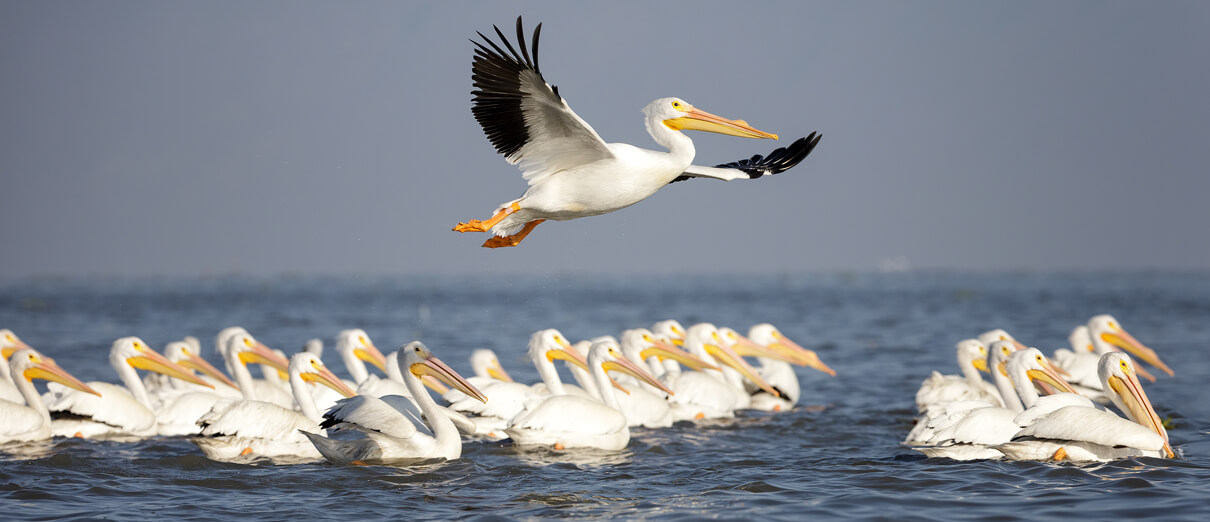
[
  {"left": 906, "top": 315, "right": 1177, "bottom": 462},
  {"left": 453, "top": 17, "right": 821, "bottom": 248}
]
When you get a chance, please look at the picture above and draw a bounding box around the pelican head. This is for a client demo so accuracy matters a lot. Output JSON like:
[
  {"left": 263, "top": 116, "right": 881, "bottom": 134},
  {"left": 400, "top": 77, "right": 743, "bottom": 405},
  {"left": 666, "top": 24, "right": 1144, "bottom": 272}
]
[
  {"left": 528, "top": 328, "right": 590, "bottom": 372},
  {"left": 403, "top": 341, "right": 487, "bottom": 403},
  {"left": 290, "top": 352, "right": 356, "bottom": 398},
  {"left": 469, "top": 348, "right": 513, "bottom": 382},
  {"left": 215, "top": 326, "right": 249, "bottom": 357},
  {"left": 1007, "top": 347, "right": 1077, "bottom": 396},
  {"left": 1, "top": 329, "right": 33, "bottom": 360},
  {"left": 337, "top": 329, "right": 388, "bottom": 373},
  {"left": 163, "top": 340, "right": 239, "bottom": 390},
  {"left": 226, "top": 332, "right": 290, "bottom": 373},
  {"left": 685, "top": 323, "right": 779, "bottom": 397},
  {"left": 620, "top": 328, "right": 717, "bottom": 371},
  {"left": 989, "top": 339, "right": 1017, "bottom": 378},
  {"left": 1068, "top": 325, "right": 1095, "bottom": 353},
  {"left": 589, "top": 339, "right": 675, "bottom": 396},
  {"left": 955, "top": 339, "right": 990, "bottom": 374},
  {"left": 746, "top": 324, "right": 836, "bottom": 376},
  {"left": 644, "top": 97, "right": 778, "bottom": 140},
  {"left": 10, "top": 348, "right": 100, "bottom": 396},
  {"left": 977, "top": 329, "right": 1027, "bottom": 352},
  {"left": 1087, "top": 315, "right": 1172, "bottom": 378},
  {"left": 111, "top": 337, "right": 213, "bottom": 389},
  {"left": 1099, "top": 352, "right": 1173, "bottom": 458},
  {"left": 651, "top": 320, "right": 687, "bottom": 347}
]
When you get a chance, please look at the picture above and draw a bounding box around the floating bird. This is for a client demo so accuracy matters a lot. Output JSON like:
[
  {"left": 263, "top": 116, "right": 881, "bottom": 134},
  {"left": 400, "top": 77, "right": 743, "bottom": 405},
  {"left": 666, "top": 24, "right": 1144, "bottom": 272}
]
[
  {"left": 1053, "top": 315, "right": 1170, "bottom": 389},
  {"left": 1, "top": 348, "right": 100, "bottom": 443},
  {"left": 914, "top": 339, "right": 999, "bottom": 414},
  {"left": 742, "top": 324, "right": 836, "bottom": 412},
  {"left": 996, "top": 352, "right": 1174, "bottom": 461},
  {"left": 41, "top": 337, "right": 214, "bottom": 439},
  {"left": 193, "top": 352, "right": 356, "bottom": 461},
  {"left": 453, "top": 17, "right": 821, "bottom": 248},
  {"left": 661, "top": 324, "right": 779, "bottom": 420},
  {"left": 1, "top": 329, "right": 34, "bottom": 404},
  {"left": 504, "top": 339, "right": 672, "bottom": 451},
  {"left": 304, "top": 342, "right": 487, "bottom": 464},
  {"left": 152, "top": 340, "right": 244, "bottom": 436}
]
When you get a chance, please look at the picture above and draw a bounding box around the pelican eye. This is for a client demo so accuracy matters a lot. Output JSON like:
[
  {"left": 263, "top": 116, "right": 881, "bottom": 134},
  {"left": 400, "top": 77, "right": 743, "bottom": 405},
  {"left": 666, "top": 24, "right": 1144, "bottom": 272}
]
[
  {"left": 1108, "top": 321, "right": 1118, "bottom": 330},
  {"left": 999, "top": 336, "right": 1007, "bottom": 340},
  {"left": 243, "top": 338, "right": 253, "bottom": 347},
  {"left": 671, "top": 100, "right": 682, "bottom": 109},
  {"left": 1120, "top": 360, "right": 1129, "bottom": 372},
  {"left": 642, "top": 334, "right": 651, "bottom": 342},
  {"left": 359, "top": 336, "right": 368, "bottom": 346},
  {"left": 5, "top": 334, "right": 13, "bottom": 342},
  {"left": 1036, "top": 355, "right": 1044, "bottom": 362}
]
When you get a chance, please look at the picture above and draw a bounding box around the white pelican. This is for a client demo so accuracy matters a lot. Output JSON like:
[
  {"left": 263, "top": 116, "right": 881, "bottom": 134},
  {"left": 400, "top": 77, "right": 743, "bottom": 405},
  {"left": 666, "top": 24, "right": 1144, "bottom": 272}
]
[
  {"left": 1, "top": 329, "right": 34, "bottom": 404},
  {"left": 977, "top": 329, "right": 1028, "bottom": 352},
  {"left": 905, "top": 340, "right": 1022, "bottom": 445},
  {"left": 1053, "top": 315, "right": 1170, "bottom": 390},
  {"left": 442, "top": 329, "right": 594, "bottom": 438},
  {"left": 732, "top": 324, "right": 836, "bottom": 412},
  {"left": 613, "top": 329, "right": 717, "bottom": 428},
  {"left": 996, "top": 352, "right": 1174, "bottom": 462},
  {"left": 193, "top": 352, "right": 356, "bottom": 461},
  {"left": 911, "top": 347, "right": 1088, "bottom": 459},
  {"left": 452, "top": 17, "right": 821, "bottom": 248},
  {"left": 661, "top": 323, "right": 779, "bottom": 420},
  {"left": 41, "top": 337, "right": 215, "bottom": 439},
  {"left": 152, "top": 340, "right": 244, "bottom": 436},
  {"left": 505, "top": 339, "right": 672, "bottom": 450},
  {"left": 304, "top": 341, "right": 488, "bottom": 465},
  {"left": 468, "top": 348, "right": 514, "bottom": 384},
  {"left": 1, "top": 348, "right": 100, "bottom": 443},
  {"left": 914, "top": 339, "right": 999, "bottom": 414}
]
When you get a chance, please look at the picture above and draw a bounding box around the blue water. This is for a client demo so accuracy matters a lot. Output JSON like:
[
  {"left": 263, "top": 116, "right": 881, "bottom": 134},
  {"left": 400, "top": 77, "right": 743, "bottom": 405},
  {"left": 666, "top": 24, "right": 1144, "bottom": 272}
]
[{"left": 2, "top": 272, "right": 1208, "bottom": 519}]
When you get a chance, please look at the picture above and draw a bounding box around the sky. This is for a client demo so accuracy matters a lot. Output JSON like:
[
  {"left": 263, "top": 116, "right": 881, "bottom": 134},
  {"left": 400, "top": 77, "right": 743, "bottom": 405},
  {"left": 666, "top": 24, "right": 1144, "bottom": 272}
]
[{"left": 2, "top": 1, "right": 1208, "bottom": 278}]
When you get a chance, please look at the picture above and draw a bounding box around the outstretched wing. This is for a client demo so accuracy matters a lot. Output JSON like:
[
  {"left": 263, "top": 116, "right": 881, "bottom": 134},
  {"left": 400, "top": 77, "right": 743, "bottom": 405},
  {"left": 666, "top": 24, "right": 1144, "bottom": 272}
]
[
  {"left": 471, "top": 17, "right": 613, "bottom": 186},
  {"left": 670, "top": 132, "right": 821, "bottom": 184}
]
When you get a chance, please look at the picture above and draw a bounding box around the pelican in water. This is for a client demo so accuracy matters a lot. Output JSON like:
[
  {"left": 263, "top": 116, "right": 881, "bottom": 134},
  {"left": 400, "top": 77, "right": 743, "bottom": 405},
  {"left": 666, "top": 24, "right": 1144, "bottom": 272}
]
[
  {"left": 42, "top": 337, "right": 214, "bottom": 439},
  {"left": 193, "top": 352, "right": 356, "bottom": 461},
  {"left": 615, "top": 328, "right": 718, "bottom": 428},
  {"left": 304, "top": 341, "right": 488, "bottom": 465},
  {"left": 661, "top": 323, "right": 779, "bottom": 420},
  {"left": 1, "top": 348, "right": 100, "bottom": 443},
  {"left": 467, "top": 348, "right": 514, "bottom": 385},
  {"left": 977, "top": 329, "right": 1028, "bottom": 352},
  {"left": 504, "top": 339, "right": 673, "bottom": 450},
  {"left": 1052, "top": 315, "right": 1171, "bottom": 391},
  {"left": 914, "top": 339, "right": 1000, "bottom": 414},
  {"left": 996, "top": 352, "right": 1174, "bottom": 461},
  {"left": 1, "top": 329, "right": 34, "bottom": 404},
  {"left": 151, "top": 340, "right": 244, "bottom": 436},
  {"left": 452, "top": 17, "right": 821, "bottom": 248},
  {"left": 732, "top": 324, "right": 836, "bottom": 412},
  {"left": 910, "top": 347, "right": 1090, "bottom": 460}
]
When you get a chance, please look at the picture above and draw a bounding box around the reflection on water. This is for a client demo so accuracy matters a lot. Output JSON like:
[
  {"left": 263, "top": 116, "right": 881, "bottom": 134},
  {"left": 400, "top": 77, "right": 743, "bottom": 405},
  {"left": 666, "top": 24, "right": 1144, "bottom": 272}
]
[{"left": 0, "top": 273, "right": 1208, "bottom": 518}]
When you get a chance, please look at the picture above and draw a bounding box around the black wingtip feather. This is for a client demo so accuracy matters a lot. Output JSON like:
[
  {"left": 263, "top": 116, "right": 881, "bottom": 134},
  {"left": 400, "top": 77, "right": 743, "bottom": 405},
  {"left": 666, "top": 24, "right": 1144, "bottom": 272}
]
[
  {"left": 470, "top": 17, "right": 557, "bottom": 159},
  {"left": 713, "top": 132, "right": 822, "bottom": 178}
]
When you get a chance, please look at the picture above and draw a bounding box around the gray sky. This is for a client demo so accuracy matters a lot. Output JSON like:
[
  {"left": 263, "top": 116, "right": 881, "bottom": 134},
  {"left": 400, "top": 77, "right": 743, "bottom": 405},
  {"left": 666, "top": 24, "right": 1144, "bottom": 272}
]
[{"left": 2, "top": 1, "right": 1208, "bottom": 278}]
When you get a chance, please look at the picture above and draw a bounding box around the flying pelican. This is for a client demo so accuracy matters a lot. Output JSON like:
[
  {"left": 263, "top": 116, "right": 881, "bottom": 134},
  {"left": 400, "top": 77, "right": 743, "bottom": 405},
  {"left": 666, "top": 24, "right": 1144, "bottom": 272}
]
[
  {"left": 304, "top": 341, "right": 488, "bottom": 465},
  {"left": 1, "top": 348, "right": 100, "bottom": 443},
  {"left": 193, "top": 352, "right": 356, "bottom": 461},
  {"left": 42, "top": 337, "right": 215, "bottom": 439},
  {"left": 737, "top": 324, "right": 836, "bottom": 412},
  {"left": 504, "top": 339, "right": 672, "bottom": 451},
  {"left": 914, "top": 339, "right": 999, "bottom": 414},
  {"left": 1, "top": 329, "right": 34, "bottom": 404},
  {"left": 452, "top": 17, "right": 821, "bottom": 248},
  {"left": 996, "top": 352, "right": 1173, "bottom": 461}
]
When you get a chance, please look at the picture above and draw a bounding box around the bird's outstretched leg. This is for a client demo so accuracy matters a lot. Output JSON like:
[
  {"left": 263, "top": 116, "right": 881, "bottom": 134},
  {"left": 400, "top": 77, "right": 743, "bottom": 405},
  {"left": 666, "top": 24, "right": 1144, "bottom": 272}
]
[
  {"left": 453, "top": 201, "right": 521, "bottom": 233},
  {"left": 482, "top": 219, "right": 544, "bottom": 248}
]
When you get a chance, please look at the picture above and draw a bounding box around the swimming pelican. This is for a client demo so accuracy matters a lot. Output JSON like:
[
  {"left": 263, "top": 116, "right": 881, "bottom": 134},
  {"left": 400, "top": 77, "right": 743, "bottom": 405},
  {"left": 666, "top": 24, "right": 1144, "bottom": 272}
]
[
  {"left": 442, "top": 329, "right": 594, "bottom": 438},
  {"left": 42, "top": 337, "right": 214, "bottom": 439},
  {"left": 152, "top": 340, "right": 244, "bottom": 436},
  {"left": 468, "top": 348, "right": 514, "bottom": 384},
  {"left": 1, "top": 329, "right": 34, "bottom": 404},
  {"left": 505, "top": 339, "right": 672, "bottom": 450},
  {"left": 1, "top": 348, "right": 100, "bottom": 443},
  {"left": 193, "top": 352, "right": 356, "bottom": 461},
  {"left": 662, "top": 323, "right": 779, "bottom": 420},
  {"left": 734, "top": 324, "right": 836, "bottom": 412},
  {"left": 452, "top": 17, "right": 821, "bottom": 248},
  {"left": 304, "top": 341, "right": 488, "bottom": 464},
  {"left": 1053, "top": 315, "right": 1170, "bottom": 391},
  {"left": 914, "top": 339, "right": 1000, "bottom": 414},
  {"left": 996, "top": 352, "right": 1174, "bottom": 461},
  {"left": 977, "top": 329, "right": 1028, "bottom": 352},
  {"left": 911, "top": 347, "right": 1088, "bottom": 460},
  {"left": 614, "top": 328, "right": 716, "bottom": 428}
]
